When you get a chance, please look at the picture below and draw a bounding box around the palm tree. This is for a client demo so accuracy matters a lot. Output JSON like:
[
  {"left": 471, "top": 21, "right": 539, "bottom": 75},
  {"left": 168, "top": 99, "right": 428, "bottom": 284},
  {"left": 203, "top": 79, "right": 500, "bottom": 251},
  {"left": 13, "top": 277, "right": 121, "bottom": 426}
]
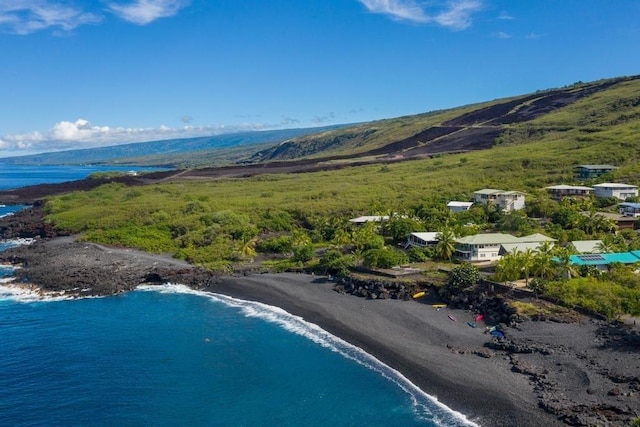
[
  {"left": 554, "top": 247, "right": 579, "bottom": 279},
  {"left": 494, "top": 249, "right": 521, "bottom": 283},
  {"left": 435, "top": 226, "right": 457, "bottom": 263},
  {"left": 520, "top": 248, "right": 535, "bottom": 286},
  {"left": 531, "top": 251, "right": 555, "bottom": 281}
]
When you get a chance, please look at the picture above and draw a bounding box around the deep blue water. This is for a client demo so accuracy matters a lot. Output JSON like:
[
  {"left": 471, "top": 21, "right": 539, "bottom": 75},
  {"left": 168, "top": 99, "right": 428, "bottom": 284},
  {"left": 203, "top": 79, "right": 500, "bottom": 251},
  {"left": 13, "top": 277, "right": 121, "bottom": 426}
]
[
  {"left": 0, "top": 166, "right": 475, "bottom": 426},
  {"left": 0, "top": 164, "right": 165, "bottom": 191}
]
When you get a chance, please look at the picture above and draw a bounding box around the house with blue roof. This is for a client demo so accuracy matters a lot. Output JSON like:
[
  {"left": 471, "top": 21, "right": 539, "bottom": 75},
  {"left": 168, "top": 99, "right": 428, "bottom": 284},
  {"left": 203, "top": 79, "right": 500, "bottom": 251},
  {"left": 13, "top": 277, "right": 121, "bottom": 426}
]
[
  {"left": 618, "top": 202, "right": 640, "bottom": 217},
  {"left": 559, "top": 251, "right": 640, "bottom": 272}
]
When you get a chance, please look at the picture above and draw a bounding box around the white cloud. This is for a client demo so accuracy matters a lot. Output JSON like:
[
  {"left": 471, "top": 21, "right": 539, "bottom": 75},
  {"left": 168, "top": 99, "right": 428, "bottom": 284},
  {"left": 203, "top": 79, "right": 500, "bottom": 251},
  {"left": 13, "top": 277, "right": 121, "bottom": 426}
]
[
  {"left": 496, "top": 31, "right": 511, "bottom": 39},
  {"left": 433, "top": 0, "right": 482, "bottom": 30},
  {"left": 0, "top": 0, "right": 101, "bottom": 35},
  {"left": 106, "top": 0, "right": 189, "bottom": 25},
  {"left": 0, "top": 118, "right": 285, "bottom": 157},
  {"left": 357, "top": 0, "right": 482, "bottom": 29}
]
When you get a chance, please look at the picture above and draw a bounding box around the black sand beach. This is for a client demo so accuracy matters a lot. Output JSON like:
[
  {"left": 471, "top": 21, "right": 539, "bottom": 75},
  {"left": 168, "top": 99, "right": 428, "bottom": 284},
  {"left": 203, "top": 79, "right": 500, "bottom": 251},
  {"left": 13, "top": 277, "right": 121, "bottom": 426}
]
[{"left": 2, "top": 237, "right": 638, "bottom": 426}]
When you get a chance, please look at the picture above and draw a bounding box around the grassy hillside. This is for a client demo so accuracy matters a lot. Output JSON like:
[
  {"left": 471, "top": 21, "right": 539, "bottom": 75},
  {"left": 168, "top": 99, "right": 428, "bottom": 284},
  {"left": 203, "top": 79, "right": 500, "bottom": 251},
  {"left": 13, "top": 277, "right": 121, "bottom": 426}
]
[
  {"left": 40, "top": 75, "right": 640, "bottom": 271},
  {"left": 249, "top": 76, "right": 639, "bottom": 163}
]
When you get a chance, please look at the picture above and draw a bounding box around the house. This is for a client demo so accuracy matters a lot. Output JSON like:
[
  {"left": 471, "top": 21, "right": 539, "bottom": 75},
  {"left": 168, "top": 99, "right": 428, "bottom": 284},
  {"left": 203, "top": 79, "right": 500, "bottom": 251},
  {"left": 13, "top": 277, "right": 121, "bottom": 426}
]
[
  {"left": 545, "top": 185, "right": 594, "bottom": 201},
  {"left": 570, "top": 240, "right": 604, "bottom": 254},
  {"left": 405, "top": 232, "right": 439, "bottom": 248},
  {"left": 593, "top": 183, "right": 638, "bottom": 200},
  {"left": 454, "top": 232, "right": 554, "bottom": 262},
  {"left": 349, "top": 215, "right": 390, "bottom": 225},
  {"left": 594, "top": 212, "right": 637, "bottom": 230},
  {"left": 473, "top": 189, "right": 502, "bottom": 205},
  {"left": 561, "top": 251, "right": 640, "bottom": 272},
  {"left": 447, "top": 201, "right": 473, "bottom": 212},
  {"left": 573, "top": 164, "right": 617, "bottom": 180},
  {"left": 473, "top": 189, "right": 525, "bottom": 212},
  {"left": 618, "top": 202, "right": 640, "bottom": 217},
  {"left": 499, "top": 233, "right": 557, "bottom": 255}
]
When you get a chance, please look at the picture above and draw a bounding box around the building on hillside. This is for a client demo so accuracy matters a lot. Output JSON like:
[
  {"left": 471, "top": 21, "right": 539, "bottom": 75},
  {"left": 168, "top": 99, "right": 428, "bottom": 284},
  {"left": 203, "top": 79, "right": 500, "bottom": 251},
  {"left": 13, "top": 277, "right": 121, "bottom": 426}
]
[
  {"left": 447, "top": 201, "right": 474, "bottom": 212},
  {"left": 405, "top": 232, "right": 439, "bottom": 248},
  {"left": 349, "top": 215, "right": 390, "bottom": 225},
  {"left": 593, "top": 183, "right": 638, "bottom": 200},
  {"left": 559, "top": 251, "right": 640, "bottom": 272},
  {"left": 618, "top": 202, "right": 640, "bottom": 217},
  {"left": 570, "top": 240, "right": 604, "bottom": 254},
  {"left": 545, "top": 184, "right": 594, "bottom": 201},
  {"left": 453, "top": 232, "right": 554, "bottom": 262},
  {"left": 472, "top": 189, "right": 525, "bottom": 212},
  {"left": 573, "top": 164, "right": 617, "bottom": 180},
  {"left": 592, "top": 212, "right": 637, "bottom": 230}
]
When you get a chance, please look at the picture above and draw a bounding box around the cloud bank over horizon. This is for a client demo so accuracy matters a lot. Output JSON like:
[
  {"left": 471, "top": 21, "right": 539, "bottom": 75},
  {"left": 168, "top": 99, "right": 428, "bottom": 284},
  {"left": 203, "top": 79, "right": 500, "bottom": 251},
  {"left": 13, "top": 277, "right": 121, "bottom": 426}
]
[{"left": 0, "top": 118, "right": 279, "bottom": 157}]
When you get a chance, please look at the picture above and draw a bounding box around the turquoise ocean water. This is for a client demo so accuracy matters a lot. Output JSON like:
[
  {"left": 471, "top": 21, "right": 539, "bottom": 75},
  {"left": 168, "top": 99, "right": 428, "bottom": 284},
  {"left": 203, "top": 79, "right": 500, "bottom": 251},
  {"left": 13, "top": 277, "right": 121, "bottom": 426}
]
[{"left": 0, "top": 165, "right": 475, "bottom": 426}]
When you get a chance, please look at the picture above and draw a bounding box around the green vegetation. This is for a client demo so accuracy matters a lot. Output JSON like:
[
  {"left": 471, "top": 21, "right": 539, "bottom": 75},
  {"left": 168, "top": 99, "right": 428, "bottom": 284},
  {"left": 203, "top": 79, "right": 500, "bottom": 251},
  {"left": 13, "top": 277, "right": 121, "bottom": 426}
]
[{"left": 42, "top": 76, "right": 640, "bottom": 317}]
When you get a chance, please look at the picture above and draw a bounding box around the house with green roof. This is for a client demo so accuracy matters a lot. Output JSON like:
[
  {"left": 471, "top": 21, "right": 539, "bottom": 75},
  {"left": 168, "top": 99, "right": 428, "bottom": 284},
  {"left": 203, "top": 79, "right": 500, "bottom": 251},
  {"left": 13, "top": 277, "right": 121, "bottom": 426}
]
[{"left": 454, "top": 233, "right": 555, "bottom": 262}]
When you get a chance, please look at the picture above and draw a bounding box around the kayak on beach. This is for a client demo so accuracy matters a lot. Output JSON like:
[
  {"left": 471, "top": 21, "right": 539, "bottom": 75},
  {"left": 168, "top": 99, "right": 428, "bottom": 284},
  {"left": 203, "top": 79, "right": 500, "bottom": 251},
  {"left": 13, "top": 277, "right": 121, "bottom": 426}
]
[
  {"left": 448, "top": 314, "right": 456, "bottom": 321},
  {"left": 412, "top": 291, "right": 425, "bottom": 299}
]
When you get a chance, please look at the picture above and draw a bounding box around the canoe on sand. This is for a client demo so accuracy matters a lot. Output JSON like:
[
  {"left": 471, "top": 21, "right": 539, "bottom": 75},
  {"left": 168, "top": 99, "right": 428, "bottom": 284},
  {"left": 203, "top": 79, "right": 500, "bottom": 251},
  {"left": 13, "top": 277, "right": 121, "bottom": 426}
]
[
  {"left": 448, "top": 314, "right": 457, "bottom": 321},
  {"left": 412, "top": 291, "right": 426, "bottom": 299}
]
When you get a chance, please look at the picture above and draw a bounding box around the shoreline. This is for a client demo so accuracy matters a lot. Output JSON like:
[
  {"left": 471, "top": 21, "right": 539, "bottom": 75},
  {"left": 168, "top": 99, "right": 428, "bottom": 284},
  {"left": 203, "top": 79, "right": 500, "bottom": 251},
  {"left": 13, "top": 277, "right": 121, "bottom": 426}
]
[
  {"left": 1, "top": 237, "right": 639, "bottom": 426},
  {"left": 207, "top": 273, "right": 556, "bottom": 427}
]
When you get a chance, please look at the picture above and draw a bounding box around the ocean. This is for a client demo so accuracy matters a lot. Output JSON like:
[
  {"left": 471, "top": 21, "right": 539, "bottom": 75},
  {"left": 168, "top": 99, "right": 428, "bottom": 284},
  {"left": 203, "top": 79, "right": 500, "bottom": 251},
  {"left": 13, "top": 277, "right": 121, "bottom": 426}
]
[{"left": 0, "top": 165, "right": 474, "bottom": 426}]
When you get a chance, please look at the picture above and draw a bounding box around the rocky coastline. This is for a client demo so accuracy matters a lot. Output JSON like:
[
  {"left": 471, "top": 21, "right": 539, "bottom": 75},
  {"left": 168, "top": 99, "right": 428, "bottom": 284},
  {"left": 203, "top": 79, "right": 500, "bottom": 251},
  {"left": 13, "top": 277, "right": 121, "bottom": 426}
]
[{"left": 1, "top": 206, "right": 639, "bottom": 426}]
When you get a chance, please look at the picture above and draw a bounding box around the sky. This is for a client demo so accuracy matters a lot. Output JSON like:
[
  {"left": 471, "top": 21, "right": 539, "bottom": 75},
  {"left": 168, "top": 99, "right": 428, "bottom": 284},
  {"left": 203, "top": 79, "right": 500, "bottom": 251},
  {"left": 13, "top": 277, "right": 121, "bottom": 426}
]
[{"left": 1, "top": 0, "right": 639, "bottom": 158}]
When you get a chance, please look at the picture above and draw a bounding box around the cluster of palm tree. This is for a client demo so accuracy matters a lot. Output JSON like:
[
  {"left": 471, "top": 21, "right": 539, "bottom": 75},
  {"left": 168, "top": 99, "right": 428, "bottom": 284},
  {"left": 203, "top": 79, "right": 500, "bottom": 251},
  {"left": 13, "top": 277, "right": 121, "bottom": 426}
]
[{"left": 493, "top": 241, "right": 575, "bottom": 285}]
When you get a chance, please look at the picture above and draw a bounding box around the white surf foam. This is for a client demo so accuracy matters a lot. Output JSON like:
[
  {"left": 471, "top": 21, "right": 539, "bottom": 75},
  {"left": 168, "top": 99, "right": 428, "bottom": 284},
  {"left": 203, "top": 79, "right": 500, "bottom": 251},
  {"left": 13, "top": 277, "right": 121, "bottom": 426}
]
[{"left": 136, "top": 283, "right": 479, "bottom": 427}]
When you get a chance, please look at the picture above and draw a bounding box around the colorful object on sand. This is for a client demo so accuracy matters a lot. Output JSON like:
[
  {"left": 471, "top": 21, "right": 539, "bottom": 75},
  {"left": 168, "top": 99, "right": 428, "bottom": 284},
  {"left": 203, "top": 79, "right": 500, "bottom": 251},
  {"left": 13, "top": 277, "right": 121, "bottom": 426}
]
[
  {"left": 448, "top": 314, "right": 457, "bottom": 321},
  {"left": 467, "top": 321, "right": 476, "bottom": 328},
  {"left": 432, "top": 304, "right": 446, "bottom": 309},
  {"left": 412, "top": 291, "right": 426, "bottom": 299},
  {"left": 475, "top": 314, "right": 484, "bottom": 322},
  {"left": 490, "top": 330, "right": 505, "bottom": 339}
]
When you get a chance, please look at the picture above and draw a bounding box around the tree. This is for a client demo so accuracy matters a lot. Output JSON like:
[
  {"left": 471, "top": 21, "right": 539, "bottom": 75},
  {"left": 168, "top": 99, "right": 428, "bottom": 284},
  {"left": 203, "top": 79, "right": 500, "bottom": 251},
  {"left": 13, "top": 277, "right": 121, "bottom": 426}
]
[
  {"left": 531, "top": 243, "right": 555, "bottom": 281},
  {"left": 494, "top": 249, "right": 521, "bottom": 283},
  {"left": 383, "top": 216, "right": 424, "bottom": 243},
  {"left": 447, "top": 262, "right": 480, "bottom": 291},
  {"left": 527, "top": 278, "right": 547, "bottom": 299},
  {"left": 554, "top": 247, "right": 579, "bottom": 279},
  {"left": 520, "top": 248, "right": 535, "bottom": 286},
  {"left": 317, "top": 249, "right": 355, "bottom": 276},
  {"left": 435, "top": 226, "right": 457, "bottom": 262},
  {"left": 363, "top": 247, "right": 408, "bottom": 269}
]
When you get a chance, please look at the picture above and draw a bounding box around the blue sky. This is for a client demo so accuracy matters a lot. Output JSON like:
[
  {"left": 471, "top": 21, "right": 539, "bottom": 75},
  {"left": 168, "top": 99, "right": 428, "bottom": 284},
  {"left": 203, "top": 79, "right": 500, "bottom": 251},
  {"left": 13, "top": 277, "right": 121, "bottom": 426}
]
[{"left": 1, "top": 0, "right": 639, "bottom": 157}]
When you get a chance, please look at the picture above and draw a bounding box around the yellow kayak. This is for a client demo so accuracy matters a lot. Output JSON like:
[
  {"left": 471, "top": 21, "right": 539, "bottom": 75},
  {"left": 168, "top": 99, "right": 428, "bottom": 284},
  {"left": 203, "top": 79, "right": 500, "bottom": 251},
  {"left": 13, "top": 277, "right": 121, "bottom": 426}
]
[
  {"left": 432, "top": 304, "right": 447, "bottom": 308},
  {"left": 412, "top": 291, "right": 426, "bottom": 299}
]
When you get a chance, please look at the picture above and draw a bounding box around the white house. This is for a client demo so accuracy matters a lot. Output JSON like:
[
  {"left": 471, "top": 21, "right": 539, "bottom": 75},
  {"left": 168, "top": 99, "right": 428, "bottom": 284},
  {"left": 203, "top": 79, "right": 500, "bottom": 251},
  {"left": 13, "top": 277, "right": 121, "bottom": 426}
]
[
  {"left": 405, "top": 232, "right": 439, "bottom": 248},
  {"left": 618, "top": 202, "right": 640, "bottom": 217},
  {"left": 593, "top": 183, "right": 638, "bottom": 200},
  {"left": 545, "top": 185, "right": 594, "bottom": 201},
  {"left": 454, "top": 232, "right": 555, "bottom": 262},
  {"left": 447, "top": 201, "right": 473, "bottom": 212},
  {"left": 473, "top": 189, "right": 525, "bottom": 212}
]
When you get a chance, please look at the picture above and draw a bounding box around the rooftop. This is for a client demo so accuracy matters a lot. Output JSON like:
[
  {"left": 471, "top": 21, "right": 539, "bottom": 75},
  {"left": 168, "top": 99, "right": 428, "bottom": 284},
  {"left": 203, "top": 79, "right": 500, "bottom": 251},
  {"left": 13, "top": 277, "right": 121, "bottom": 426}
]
[
  {"left": 574, "top": 165, "right": 617, "bottom": 170},
  {"left": 593, "top": 183, "right": 637, "bottom": 188},
  {"left": 546, "top": 185, "right": 594, "bottom": 191}
]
